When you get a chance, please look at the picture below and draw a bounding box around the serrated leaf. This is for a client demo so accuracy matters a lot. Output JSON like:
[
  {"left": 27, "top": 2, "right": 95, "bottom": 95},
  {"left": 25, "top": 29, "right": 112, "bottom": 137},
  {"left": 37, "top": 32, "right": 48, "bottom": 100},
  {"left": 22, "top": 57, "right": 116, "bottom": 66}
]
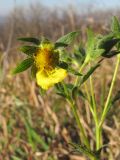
[
  {"left": 20, "top": 45, "right": 38, "bottom": 56},
  {"left": 80, "top": 63, "right": 100, "bottom": 85},
  {"left": 111, "top": 16, "right": 120, "bottom": 33},
  {"left": 12, "top": 58, "right": 34, "bottom": 74},
  {"left": 18, "top": 37, "right": 40, "bottom": 45},
  {"left": 56, "top": 31, "right": 80, "bottom": 45}
]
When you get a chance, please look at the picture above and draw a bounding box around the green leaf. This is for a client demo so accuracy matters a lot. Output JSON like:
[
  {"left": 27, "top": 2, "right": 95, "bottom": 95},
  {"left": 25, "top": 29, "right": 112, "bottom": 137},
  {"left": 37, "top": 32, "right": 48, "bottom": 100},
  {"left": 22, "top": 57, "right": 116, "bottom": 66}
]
[
  {"left": 98, "top": 34, "right": 120, "bottom": 54},
  {"left": 102, "top": 50, "right": 120, "bottom": 58},
  {"left": 74, "top": 44, "right": 86, "bottom": 65},
  {"left": 85, "top": 29, "right": 105, "bottom": 62},
  {"left": 58, "top": 61, "right": 68, "bottom": 69},
  {"left": 86, "top": 28, "right": 95, "bottom": 52},
  {"left": 12, "top": 58, "right": 34, "bottom": 74},
  {"left": 56, "top": 92, "right": 67, "bottom": 97},
  {"left": 54, "top": 42, "right": 68, "bottom": 49},
  {"left": 86, "top": 28, "right": 96, "bottom": 60},
  {"left": 80, "top": 63, "right": 100, "bottom": 85},
  {"left": 18, "top": 37, "right": 40, "bottom": 45},
  {"left": 92, "top": 49, "right": 105, "bottom": 59},
  {"left": 72, "top": 87, "right": 86, "bottom": 100},
  {"left": 111, "top": 17, "right": 120, "bottom": 50},
  {"left": 20, "top": 45, "right": 38, "bottom": 56},
  {"left": 55, "top": 83, "right": 64, "bottom": 92},
  {"left": 111, "top": 16, "right": 120, "bottom": 33},
  {"left": 55, "top": 83, "right": 73, "bottom": 99},
  {"left": 68, "top": 67, "right": 82, "bottom": 76},
  {"left": 55, "top": 84, "right": 67, "bottom": 98},
  {"left": 31, "top": 65, "right": 37, "bottom": 78},
  {"left": 85, "top": 29, "right": 120, "bottom": 62},
  {"left": 68, "top": 66, "right": 82, "bottom": 76},
  {"left": 59, "top": 50, "right": 72, "bottom": 63},
  {"left": 65, "top": 83, "right": 74, "bottom": 90},
  {"left": 56, "top": 31, "right": 80, "bottom": 45}
]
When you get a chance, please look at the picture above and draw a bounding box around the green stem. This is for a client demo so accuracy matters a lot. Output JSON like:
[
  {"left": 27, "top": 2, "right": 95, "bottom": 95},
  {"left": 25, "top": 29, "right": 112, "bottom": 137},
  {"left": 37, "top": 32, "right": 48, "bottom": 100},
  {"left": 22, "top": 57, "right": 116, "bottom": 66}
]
[
  {"left": 99, "top": 56, "right": 120, "bottom": 128},
  {"left": 89, "top": 69, "right": 101, "bottom": 150},
  {"left": 85, "top": 79, "right": 101, "bottom": 150},
  {"left": 84, "top": 83, "right": 94, "bottom": 116},
  {"left": 90, "top": 76, "right": 98, "bottom": 125},
  {"left": 67, "top": 99, "right": 90, "bottom": 149},
  {"left": 74, "top": 62, "right": 87, "bottom": 86},
  {"left": 97, "top": 56, "right": 120, "bottom": 150},
  {"left": 96, "top": 126, "right": 102, "bottom": 150},
  {"left": 61, "top": 82, "right": 90, "bottom": 149}
]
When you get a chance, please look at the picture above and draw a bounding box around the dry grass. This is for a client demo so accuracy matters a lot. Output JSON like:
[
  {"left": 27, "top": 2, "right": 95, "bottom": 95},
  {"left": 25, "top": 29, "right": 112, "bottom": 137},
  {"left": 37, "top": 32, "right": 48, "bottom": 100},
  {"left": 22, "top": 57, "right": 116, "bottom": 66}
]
[{"left": 0, "top": 3, "right": 120, "bottom": 160}]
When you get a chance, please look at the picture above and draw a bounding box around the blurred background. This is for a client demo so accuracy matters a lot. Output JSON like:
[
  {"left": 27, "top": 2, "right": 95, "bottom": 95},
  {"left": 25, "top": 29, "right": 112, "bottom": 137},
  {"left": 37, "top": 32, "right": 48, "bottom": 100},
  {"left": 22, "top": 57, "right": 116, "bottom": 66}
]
[{"left": 0, "top": 0, "right": 120, "bottom": 160}]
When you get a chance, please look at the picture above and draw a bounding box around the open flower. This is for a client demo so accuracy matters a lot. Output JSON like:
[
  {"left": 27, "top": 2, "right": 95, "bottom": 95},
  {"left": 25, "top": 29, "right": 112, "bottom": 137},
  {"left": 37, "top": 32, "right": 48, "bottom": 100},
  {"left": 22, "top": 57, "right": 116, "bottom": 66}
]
[
  {"left": 14, "top": 32, "right": 79, "bottom": 89},
  {"left": 34, "top": 41, "right": 67, "bottom": 90}
]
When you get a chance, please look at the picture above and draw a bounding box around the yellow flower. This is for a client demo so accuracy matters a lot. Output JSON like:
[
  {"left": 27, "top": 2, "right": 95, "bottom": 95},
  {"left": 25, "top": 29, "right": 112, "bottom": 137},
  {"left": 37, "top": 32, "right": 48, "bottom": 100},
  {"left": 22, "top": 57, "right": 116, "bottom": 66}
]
[
  {"left": 34, "top": 41, "right": 67, "bottom": 90},
  {"left": 36, "top": 68, "right": 67, "bottom": 90}
]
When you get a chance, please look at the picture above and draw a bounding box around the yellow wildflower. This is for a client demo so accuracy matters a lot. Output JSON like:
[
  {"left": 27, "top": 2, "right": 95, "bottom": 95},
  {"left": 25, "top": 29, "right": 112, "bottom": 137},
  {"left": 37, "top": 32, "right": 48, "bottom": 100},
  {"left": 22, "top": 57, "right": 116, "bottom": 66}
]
[{"left": 34, "top": 41, "right": 67, "bottom": 90}]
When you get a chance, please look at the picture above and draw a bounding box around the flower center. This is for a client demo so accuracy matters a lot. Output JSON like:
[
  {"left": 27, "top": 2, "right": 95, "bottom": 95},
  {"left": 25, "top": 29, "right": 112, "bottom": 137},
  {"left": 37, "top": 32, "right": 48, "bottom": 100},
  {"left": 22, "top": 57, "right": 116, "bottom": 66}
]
[{"left": 34, "top": 43, "right": 59, "bottom": 74}]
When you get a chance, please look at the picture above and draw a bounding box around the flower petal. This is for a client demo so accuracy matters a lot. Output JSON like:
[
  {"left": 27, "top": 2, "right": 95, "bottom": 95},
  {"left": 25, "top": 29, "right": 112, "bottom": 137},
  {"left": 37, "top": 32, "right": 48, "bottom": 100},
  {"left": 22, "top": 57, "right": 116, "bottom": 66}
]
[{"left": 36, "top": 68, "right": 67, "bottom": 90}]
